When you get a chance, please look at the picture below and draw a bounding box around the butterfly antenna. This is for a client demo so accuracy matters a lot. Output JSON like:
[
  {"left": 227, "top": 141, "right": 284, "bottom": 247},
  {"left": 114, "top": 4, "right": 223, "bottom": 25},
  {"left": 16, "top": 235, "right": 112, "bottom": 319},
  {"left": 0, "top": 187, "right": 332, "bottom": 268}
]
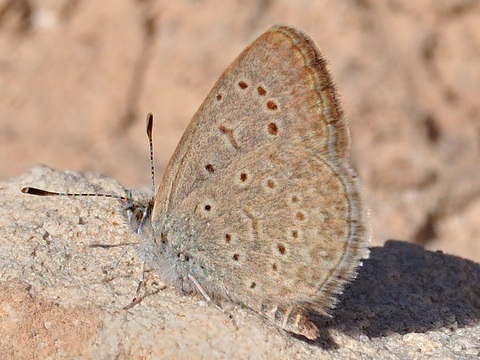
[
  {"left": 21, "top": 114, "right": 157, "bottom": 207},
  {"left": 21, "top": 186, "right": 129, "bottom": 200},
  {"left": 146, "top": 112, "right": 155, "bottom": 195}
]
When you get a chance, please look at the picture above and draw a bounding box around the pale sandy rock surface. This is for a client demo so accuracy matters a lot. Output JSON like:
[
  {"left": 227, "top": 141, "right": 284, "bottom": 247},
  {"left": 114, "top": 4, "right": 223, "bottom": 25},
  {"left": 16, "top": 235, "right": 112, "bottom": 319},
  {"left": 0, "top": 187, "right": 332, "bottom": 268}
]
[{"left": 0, "top": 167, "right": 479, "bottom": 359}]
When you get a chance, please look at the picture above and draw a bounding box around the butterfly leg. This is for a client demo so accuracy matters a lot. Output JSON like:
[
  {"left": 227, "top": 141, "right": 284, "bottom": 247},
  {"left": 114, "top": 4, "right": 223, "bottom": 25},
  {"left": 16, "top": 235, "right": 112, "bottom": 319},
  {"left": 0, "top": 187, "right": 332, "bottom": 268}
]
[
  {"left": 188, "top": 274, "right": 227, "bottom": 313},
  {"left": 187, "top": 274, "right": 240, "bottom": 330},
  {"left": 188, "top": 274, "right": 212, "bottom": 302}
]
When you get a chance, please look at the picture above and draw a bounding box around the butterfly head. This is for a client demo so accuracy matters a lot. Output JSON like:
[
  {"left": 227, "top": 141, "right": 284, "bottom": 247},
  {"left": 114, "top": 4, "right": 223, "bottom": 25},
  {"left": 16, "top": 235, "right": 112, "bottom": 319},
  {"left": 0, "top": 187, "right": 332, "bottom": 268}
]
[{"left": 124, "top": 190, "right": 155, "bottom": 236}]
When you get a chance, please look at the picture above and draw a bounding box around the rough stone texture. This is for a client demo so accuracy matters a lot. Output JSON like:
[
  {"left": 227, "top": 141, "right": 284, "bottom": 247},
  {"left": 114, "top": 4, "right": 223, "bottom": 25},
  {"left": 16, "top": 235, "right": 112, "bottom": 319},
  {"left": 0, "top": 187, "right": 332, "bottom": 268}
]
[
  {"left": 1, "top": 0, "right": 480, "bottom": 358},
  {"left": 1, "top": 167, "right": 479, "bottom": 359}
]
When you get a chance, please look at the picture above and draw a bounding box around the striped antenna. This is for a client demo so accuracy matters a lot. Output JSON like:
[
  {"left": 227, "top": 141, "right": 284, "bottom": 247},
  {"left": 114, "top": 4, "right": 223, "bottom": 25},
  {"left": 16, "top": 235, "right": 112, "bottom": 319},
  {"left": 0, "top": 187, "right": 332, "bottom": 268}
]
[
  {"left": 145, "top": 112, "right": 155, "bottom": 195},
  {"left": 20, "top": 186, "right": 129, "bottom": 200},
  {"left": 21, "top": 112, "right": 156, "bottom": 202}
]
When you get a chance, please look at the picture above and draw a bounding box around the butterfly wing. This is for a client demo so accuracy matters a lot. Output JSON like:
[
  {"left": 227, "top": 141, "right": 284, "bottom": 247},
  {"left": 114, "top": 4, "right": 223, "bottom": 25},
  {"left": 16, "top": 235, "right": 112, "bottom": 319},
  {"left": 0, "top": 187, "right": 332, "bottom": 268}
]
[{"left": 151, "top": 25, "right": 369, "bottom": 325}]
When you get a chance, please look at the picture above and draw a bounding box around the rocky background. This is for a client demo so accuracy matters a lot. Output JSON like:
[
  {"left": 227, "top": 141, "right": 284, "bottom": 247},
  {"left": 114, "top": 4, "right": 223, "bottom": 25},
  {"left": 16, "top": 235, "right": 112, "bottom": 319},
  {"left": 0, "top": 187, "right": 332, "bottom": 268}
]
[{"left": 1, "top": 1, "right": 480, "bottom": 359}]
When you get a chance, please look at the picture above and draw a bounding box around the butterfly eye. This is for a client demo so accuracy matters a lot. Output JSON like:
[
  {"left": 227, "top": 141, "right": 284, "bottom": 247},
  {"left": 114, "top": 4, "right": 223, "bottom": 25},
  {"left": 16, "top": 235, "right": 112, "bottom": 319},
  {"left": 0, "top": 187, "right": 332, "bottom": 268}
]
[{"left": 127, "top": 205, "right": 148, "bottom": 234}]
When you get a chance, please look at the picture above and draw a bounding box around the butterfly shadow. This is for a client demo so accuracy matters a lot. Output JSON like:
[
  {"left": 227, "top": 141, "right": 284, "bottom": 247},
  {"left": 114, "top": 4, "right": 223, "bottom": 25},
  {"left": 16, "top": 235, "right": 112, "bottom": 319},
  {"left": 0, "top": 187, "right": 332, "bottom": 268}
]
[{"left": 302, "top": 240, "right": 480, "bottom": 349}]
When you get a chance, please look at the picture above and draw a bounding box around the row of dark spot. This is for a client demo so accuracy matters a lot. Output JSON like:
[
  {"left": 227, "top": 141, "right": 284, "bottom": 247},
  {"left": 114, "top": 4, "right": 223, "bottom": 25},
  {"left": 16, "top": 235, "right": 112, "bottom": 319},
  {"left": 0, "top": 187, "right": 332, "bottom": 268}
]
[
  {"left": 212, "top": 79, "right": 296, "bottom": 283},
  {"left": 236, "top": 80, "right": 279, "bottom": 110},
  {"left": 203, "top": 205, "right": 305, "bottom": 225},
  {"left": 205, "top": 79, "right": 280, "bottom": 180}
]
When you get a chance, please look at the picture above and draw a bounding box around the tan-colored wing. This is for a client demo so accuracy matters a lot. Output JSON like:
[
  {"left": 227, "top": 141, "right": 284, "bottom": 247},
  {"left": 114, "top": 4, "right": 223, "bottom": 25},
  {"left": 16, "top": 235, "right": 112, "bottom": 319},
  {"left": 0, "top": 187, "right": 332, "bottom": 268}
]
[{"left": 152, "top": 25, "right": 369, "bottom": 315}]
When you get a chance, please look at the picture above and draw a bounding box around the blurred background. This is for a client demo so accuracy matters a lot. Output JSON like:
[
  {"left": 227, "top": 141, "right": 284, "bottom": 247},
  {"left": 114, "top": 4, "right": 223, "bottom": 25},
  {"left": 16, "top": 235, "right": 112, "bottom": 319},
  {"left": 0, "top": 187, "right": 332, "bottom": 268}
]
[{"left": 1, "top": 0, "right": 479, "bottom": 261}]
